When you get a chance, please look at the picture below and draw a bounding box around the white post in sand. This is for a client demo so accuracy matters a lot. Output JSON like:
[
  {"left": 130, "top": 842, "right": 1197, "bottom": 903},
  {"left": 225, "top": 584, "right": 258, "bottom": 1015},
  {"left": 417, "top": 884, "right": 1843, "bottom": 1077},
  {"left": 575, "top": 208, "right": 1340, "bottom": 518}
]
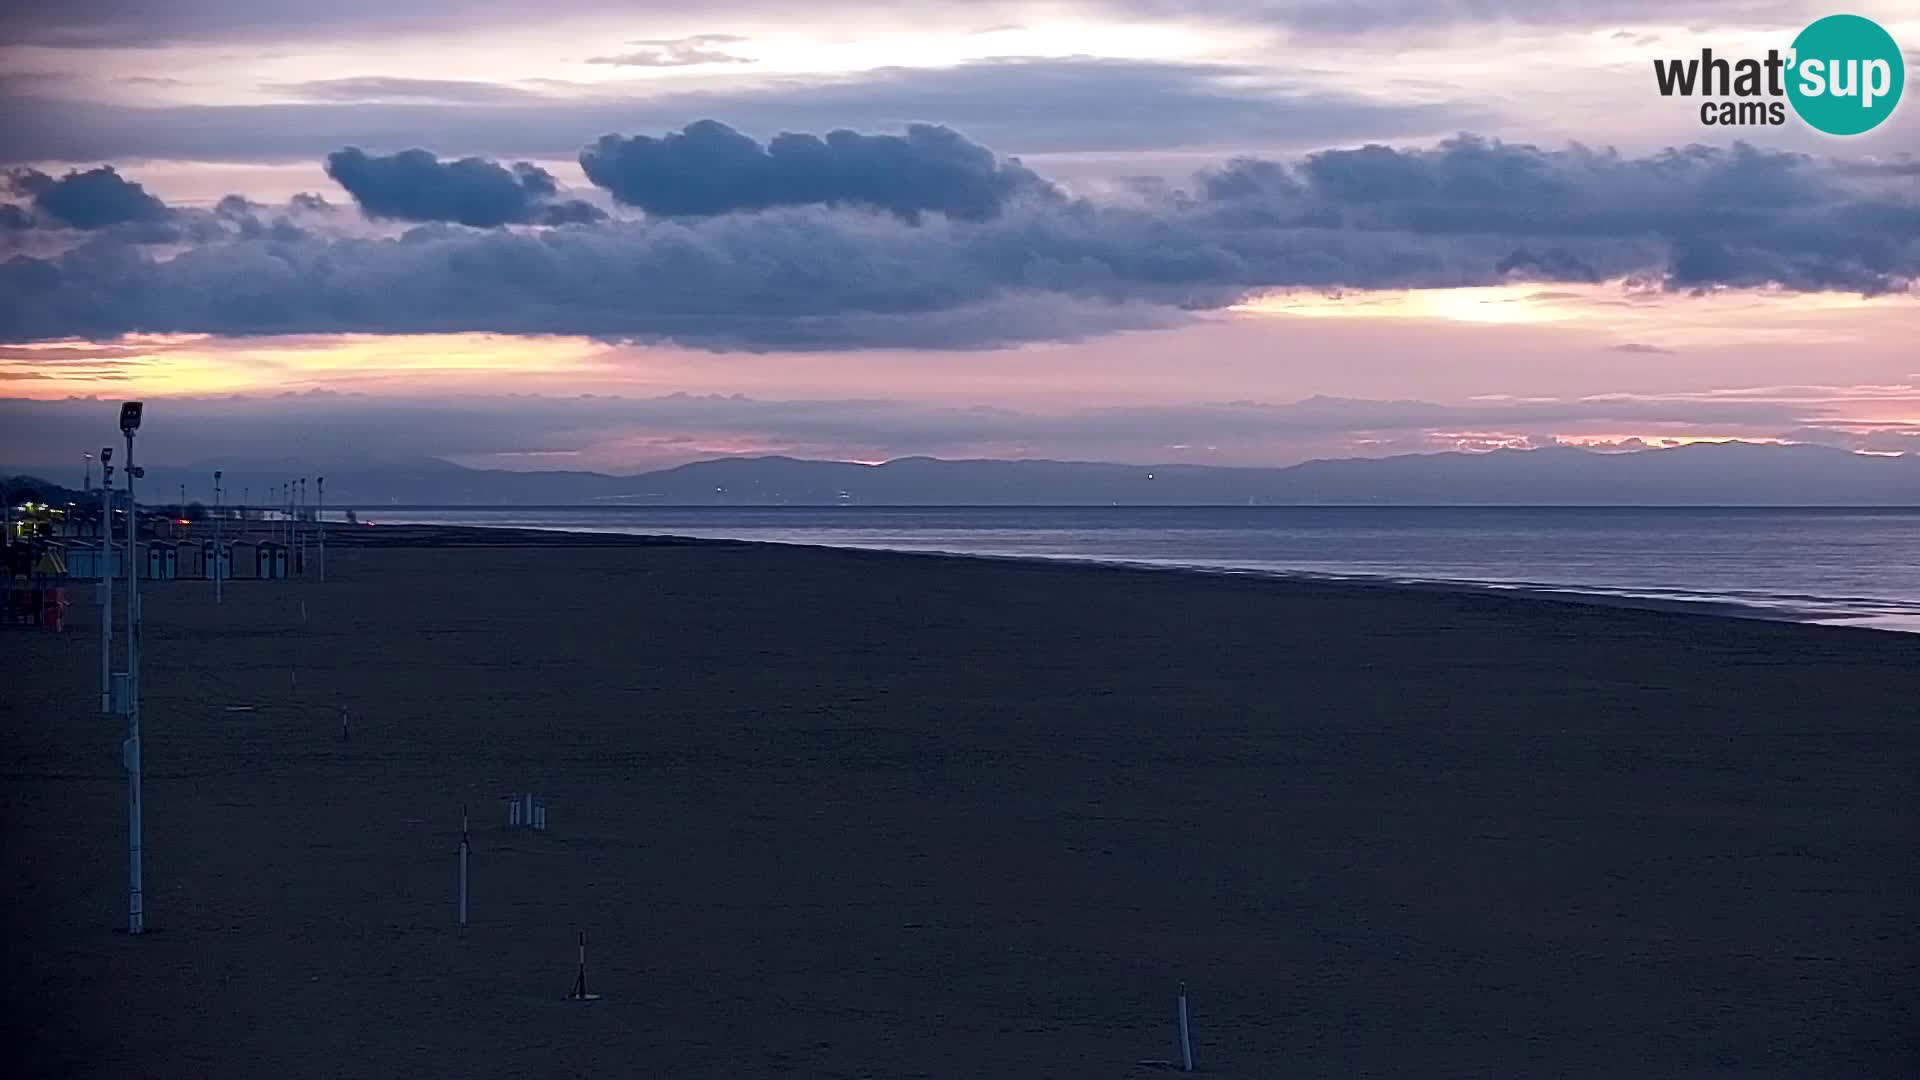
[
  {"left": 566, "top": 929, "right": 598, "bottom": 1000},
  {"left": 457, "top": 805, "right": 470, "bottom": 928},
  {"left": 1177, "top": 983, "right": 1194, "bottom": 1072}
]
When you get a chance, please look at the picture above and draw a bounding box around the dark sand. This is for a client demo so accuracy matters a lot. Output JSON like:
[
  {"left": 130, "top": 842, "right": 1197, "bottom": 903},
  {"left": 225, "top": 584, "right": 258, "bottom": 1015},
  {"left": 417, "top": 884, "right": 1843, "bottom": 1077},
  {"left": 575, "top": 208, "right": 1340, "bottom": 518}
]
[{"left": 5, "top": 527, "right": 1917, "bottom": 1077}]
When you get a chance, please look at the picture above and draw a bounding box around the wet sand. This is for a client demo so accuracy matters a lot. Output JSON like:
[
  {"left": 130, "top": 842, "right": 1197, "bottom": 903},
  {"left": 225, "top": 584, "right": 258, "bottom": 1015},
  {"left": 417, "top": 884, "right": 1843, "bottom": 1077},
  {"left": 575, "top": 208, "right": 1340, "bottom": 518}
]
[{"left": 5, "top": 526, "right": 1918, "bottom": 1077}]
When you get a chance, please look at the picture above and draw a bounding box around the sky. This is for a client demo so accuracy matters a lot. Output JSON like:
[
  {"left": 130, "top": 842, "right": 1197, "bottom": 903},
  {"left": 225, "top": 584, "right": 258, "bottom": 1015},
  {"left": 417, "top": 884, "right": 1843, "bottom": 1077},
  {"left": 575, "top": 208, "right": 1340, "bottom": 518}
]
[{"left": 1, "top": 0, "right": 1916, "bottom": 474}]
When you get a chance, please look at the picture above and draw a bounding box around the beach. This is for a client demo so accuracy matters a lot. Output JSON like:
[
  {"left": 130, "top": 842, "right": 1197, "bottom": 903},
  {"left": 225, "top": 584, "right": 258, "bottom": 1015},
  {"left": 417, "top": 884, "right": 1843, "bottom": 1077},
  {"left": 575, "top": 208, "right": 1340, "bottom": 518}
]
[{"left": 5, "top": 526, "right": 1917, "bottom": 1077}]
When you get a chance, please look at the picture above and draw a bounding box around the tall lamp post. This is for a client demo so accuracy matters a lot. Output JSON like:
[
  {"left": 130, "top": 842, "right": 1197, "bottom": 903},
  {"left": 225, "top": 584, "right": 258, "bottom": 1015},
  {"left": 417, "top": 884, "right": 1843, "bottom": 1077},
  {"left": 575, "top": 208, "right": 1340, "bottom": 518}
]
[
  {"left": 317, "top": 476, "right": 326, "bottom": 583},
  {"left": 118, "top": 400, "right": 146, "bottom": 935},
  {"left": 99, "top": 446, "right": 113, "bottom": 714},
  {"left": 213, "top": 469, "right": 224, "bottom": 603}
]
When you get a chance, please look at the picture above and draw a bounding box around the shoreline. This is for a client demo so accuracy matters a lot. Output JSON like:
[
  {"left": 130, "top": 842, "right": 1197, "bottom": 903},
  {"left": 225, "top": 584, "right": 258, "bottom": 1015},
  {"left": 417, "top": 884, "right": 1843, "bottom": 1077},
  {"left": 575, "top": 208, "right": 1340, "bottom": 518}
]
[{"left": 335, "top": 520, "right": 1918, "bottom": 635}]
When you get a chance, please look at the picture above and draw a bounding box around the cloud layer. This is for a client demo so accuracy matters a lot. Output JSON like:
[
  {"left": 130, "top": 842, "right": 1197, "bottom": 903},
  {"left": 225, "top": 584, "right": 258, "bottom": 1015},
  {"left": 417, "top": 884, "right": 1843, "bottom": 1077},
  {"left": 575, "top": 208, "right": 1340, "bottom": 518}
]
[
  {"left": 3, "top": 166, "right": 172, "bottom": 230},
  {"left": 0, "top": 58, "right": 1482, "bottom": 163},
  {"left": 579, "top": 121, "right": 1054, "bottom": 221},
  {"left": 0, "top": 388, "right": 1862, "bottom": 471},
  {"left": 323, "top": 148, "right": 605, "bottom": 227},
  {"left": 1, "top": 129, "right": 1913, "bottom": 349}
]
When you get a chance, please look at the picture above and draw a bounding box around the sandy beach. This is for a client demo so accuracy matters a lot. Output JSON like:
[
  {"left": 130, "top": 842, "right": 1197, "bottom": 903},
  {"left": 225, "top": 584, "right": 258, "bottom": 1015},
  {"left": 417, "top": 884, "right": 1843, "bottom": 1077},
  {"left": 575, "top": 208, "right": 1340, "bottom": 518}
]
[{"left": 5, "top": 526, "right": 1917, "bottom": 1077}]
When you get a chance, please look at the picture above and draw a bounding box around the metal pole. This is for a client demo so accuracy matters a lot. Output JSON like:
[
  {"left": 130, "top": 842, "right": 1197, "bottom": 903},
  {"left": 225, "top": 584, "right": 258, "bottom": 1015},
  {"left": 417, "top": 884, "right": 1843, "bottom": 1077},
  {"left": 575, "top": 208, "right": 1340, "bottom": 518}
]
[
  {"left": 124, "top": 427, "right": 143, "bottom": 935},
  {"left": 317, "top": 476, "right": 325, "bottom": 583},
  {"left": 213, "top": 470, "right": 223, "bottom": 603},
  {"left": 1177, "top": 983, "right": 1194, "bottom": 1072},
  {"left": 99, "top": 455, "right": 113, "bottom": 714},
  {"left": 84, "top": 452, "right": 91, "bottom": 494},
  {"left": 457, "top": 806, "right": 469, "bottom": 927}
]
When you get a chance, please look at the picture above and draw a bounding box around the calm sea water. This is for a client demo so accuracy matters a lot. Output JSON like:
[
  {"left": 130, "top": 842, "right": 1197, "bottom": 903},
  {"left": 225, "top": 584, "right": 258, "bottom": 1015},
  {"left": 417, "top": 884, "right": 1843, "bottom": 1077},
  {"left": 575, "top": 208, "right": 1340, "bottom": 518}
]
[{"left": 364, "top": 506, "right": 1920, "bottom": 632}]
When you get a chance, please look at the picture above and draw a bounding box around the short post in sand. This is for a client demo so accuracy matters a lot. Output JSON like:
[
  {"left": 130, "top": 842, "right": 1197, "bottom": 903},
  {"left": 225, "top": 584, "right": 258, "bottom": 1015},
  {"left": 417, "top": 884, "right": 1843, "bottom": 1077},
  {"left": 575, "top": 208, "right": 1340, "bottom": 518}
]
[
  {"left": 316, "top": 475, "right": 325, "bottom": 583},
  {"left": 566, "top": 930, "right": 599, "bottom": 1001},
  {"left": 456, "top": 805, "right": 470, "bottom": 929},
  {"left": 1177, "top": 982, "right": 1195, "bottom": 1072}
]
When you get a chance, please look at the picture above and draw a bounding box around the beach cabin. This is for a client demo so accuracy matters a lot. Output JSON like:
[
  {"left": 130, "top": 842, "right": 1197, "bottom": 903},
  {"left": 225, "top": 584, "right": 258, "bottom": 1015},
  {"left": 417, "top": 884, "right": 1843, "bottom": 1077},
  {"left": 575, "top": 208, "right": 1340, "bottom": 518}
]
[
  {"left": 228, "top": 539, "right": 258, "bottom": 579},
  {"left": 202, "top": 541, "right": 232, "bottom": 582},
  {"left": 64, "top": 541, "right": 125, "bottom": 581},
  {"left": 255, "top": 541, "right": 289, "bottom": 580},
  {"left": 176, "top": 540, "right": 205, "bottom": 580},
  {"left": 143, "top": 542, "right": 178, "bottom": 580}
]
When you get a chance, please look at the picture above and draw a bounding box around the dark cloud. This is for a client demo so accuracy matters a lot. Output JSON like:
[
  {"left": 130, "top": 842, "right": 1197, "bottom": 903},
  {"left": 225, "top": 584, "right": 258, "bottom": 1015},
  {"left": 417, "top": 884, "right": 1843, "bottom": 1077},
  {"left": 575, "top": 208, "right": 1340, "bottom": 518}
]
[
  {"left": 587, "top": 34, "right": 753, "bottom": 68},
  {"left": 1197, "top": 137, "right": 1920, "bottom": 294},
  {"left": 579, "top": 121, "right": 1056, "bottom": 221},
  {"left": 0, "top": 58, "right": 1486, "bottom": 164},
  {"left": 0, "top": 135, "right": 1911, "bottom": 349},
  {"left": 2, "top": 165, "right": 172, "bottom": 230},
  {"left": 323, "top": 147, "right": 605, "bottom": 227}
]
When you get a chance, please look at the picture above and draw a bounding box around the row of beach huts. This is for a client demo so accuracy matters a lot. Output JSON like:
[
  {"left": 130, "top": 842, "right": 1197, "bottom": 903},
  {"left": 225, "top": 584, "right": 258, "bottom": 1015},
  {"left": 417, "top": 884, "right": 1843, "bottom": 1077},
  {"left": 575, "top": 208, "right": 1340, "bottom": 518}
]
[{"left": 63, "top": 537, "right": 300, "bottom": 581}]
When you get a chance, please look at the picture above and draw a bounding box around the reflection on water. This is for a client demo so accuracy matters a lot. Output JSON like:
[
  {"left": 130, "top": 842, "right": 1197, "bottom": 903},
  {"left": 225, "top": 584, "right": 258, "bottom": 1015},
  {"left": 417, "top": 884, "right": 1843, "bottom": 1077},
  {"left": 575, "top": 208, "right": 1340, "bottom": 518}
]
[{"left": 362, "top": 506, "right": 1920, "bottom": 633}]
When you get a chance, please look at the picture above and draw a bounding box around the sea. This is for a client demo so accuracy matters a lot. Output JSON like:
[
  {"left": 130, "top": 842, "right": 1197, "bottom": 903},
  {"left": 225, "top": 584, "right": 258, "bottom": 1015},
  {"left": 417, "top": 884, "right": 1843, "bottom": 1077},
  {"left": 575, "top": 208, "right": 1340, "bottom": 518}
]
[{"left": 359, "top": 506, "right": 1920, "bottom": 633}]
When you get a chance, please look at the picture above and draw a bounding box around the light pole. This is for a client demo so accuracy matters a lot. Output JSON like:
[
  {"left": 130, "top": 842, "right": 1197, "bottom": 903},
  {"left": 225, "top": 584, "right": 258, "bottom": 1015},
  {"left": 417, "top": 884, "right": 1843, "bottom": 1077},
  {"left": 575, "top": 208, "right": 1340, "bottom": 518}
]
[
  {"left": 99, "top": 446, "right": 113, "bottom": 714},
  {"left": 119, "top": 400, "right": 146, "bottom": 936},
  {"left": 317, "top": 476, "right": 326, "bottom": 583},
  {"left": 298, "top": 478, "right": 307, "bottom": 574},
  {"left": 84, "top": 452, "right": 92, "bottom": 496},
  {"left": 213, "top": 470, "right": 223, "bottom": 604}
]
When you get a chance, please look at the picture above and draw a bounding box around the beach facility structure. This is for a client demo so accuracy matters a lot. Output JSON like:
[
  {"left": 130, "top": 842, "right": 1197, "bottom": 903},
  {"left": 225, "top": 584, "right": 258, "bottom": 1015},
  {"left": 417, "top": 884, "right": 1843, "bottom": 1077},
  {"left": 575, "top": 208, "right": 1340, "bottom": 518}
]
[
  {"left": 255, "top": 540, "right": 290, "bottom": 580},
  {"left": 143, "top": 542, "right": 178, "bottom": 580},
  {"left": 65, "top": 540, "right": 125, "bottom": 581},
  {"left": 228, "top": 539, "right": 258, "bottom": 579},
  {"left": 175, "top": 540, "right": 205, "bottom": 580},
  {"left": 203, "top": 540, "right": 232, "bottom": 583}
]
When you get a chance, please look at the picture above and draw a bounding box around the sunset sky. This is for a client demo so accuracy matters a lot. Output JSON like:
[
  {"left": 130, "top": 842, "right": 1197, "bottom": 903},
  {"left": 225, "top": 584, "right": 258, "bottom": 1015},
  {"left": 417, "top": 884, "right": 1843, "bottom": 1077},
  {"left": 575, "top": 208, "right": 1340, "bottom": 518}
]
[{"left": 2, "top": 1, "right": 1915, "bottom": 472}]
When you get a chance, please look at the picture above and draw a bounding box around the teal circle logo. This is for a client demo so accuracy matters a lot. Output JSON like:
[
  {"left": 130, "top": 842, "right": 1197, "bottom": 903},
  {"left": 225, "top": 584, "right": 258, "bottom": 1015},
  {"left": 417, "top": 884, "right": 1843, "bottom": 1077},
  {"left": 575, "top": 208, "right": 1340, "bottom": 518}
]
[{"left": 1787, "top": 14, "right": 1904, "bottom": 135}]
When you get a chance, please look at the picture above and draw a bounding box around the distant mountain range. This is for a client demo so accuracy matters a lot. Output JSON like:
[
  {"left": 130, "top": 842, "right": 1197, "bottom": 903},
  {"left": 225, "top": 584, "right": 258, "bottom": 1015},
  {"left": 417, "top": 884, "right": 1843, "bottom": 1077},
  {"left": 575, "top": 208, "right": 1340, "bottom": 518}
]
[{"left": 13, "top": 442, "right": 1911, "bottom": 507}]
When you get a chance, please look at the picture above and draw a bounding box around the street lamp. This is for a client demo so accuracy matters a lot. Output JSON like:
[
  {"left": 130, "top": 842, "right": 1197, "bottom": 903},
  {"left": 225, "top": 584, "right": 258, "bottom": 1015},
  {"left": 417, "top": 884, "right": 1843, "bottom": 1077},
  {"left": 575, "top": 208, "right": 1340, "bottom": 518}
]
[
  {"left": 213, "top": 469, "right": 224, "bottom": 604},
  {"left": 99, "top": 445, "right": 113, "bottom": 713},
  {"left": 118, "top": 400, "right": 146, "bottom": 936}
]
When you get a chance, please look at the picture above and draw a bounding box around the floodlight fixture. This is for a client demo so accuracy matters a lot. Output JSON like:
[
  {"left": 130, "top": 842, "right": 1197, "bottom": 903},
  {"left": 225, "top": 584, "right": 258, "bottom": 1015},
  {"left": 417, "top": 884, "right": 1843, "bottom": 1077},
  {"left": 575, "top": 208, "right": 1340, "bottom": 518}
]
[{"left": 119, "top": 401, "right": 144, "bottom": 434}]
